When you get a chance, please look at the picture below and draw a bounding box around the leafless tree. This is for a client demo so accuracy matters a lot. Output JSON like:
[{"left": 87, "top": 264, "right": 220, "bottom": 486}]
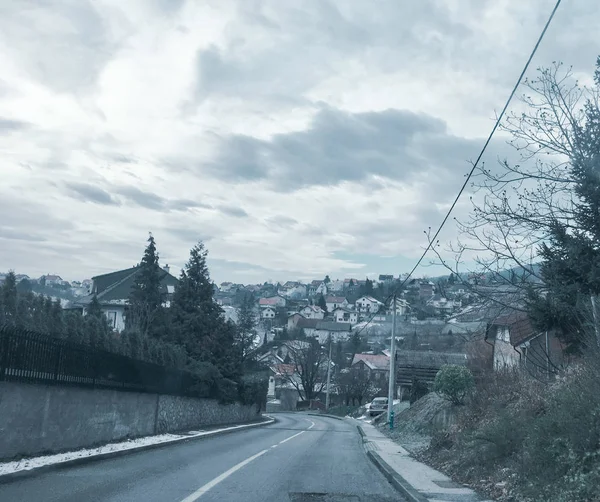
[
  {"left": 429, "top": 62, "right": 599, "bottom": 310},
  {"left": 338, "top": 366, "right": 381, "bottom": 406},
  {"left": 281, "top": 339, "right": 327, "bottom": 401}
]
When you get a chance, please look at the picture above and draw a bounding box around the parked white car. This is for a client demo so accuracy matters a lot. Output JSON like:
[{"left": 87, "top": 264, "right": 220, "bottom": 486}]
[{"left": 368, "top": 397, "right": 388, "bottom": 416}]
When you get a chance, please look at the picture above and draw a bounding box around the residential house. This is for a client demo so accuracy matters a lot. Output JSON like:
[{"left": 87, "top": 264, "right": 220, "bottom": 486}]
[
  {"left": 486, "top": 311, "right": 566, "bottom": 374},
  {"left": 355, "top": 296, "right": 384, "bottom": 314},
  {"left": 280, "top": 283, "right": 307, "bottom": 299},
  {"left": 325, "top": 296, "right": 348, "bottom": 312},
  {"left": 332, "top": 307, "right": 358, "bottom": 325},
  {"left": 219, "top": 282, "right": 234, "bottom": 292},
  {"left": 328, "top": 280, "right": 344, "bottom": 292},
  {"left": 81, "top": 279, "right": 93, "bottom": 293},
  {"left": 287, "top": 313, "right": 306, "bottom": 330},
  {"left": 387, "top": 297, "right": 410, "bottom": 316},
  {"left": 67, "top": 265, "right": 178, "bottom": 332},
  {"left": 308, "top": 280, "right": 322, "bottom": 297},
  {"left": 378, "top": 275, "right": 394, "bottom": 283},
  {"left": 311, "top": 321, "right": 352, "bottom": 344},
  {"left": 419, "top": 281, "right": 435, "bottom": 299},
  {"left": 41, "top": 274, "right": 63, "bottom": 286},
  {"left": 258, "top": 295, "right": 287, "bottom": 309},
  {"left": 351, "top": 353, "right": 390, "bottom": 387},
  {"left": 261, "top": 307, "right": 276, "bottom": 320},
  {"left": 427, "top": 295, "right": 461, "bottom": 316},
  {"left": 299, "top": 305, "right": 325, "bottom": 320}
]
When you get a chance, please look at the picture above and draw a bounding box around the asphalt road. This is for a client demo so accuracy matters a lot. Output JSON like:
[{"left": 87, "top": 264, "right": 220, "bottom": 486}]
[{"left": 0, "top": 413, "right": 403, "bottom": 502}]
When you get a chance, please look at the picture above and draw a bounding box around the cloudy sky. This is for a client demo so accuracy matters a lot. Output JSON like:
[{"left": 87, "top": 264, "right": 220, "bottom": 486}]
[{"left": 0, "top": 0, "right": 598, "bottom": 284}]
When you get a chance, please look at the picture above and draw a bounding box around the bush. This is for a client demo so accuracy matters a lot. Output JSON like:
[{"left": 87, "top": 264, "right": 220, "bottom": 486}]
[
  {"left": 433, "top": 365, "right": 474, "bottom": 405},
  {"left": 410, "top": 377, "right": 429, "bottom": 404}
]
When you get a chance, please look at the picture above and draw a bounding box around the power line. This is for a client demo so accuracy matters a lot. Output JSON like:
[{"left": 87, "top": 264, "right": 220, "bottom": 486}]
[{"left": 354, "top": 0, "right": 563, "bottom": 337}]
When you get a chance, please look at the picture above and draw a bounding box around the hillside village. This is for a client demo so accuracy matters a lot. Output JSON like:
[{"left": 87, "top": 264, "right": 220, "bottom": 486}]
[{"left": 0, "top": 263, "right": 563, "bottom": 414}]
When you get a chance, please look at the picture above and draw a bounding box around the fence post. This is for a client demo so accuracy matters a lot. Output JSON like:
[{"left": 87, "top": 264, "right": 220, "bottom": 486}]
[
  {"left": 53, "top": 344, "right": 62, "bottom": 383},
  {"left": 0, "top": 330, "right": 7, "bottom": 381}
]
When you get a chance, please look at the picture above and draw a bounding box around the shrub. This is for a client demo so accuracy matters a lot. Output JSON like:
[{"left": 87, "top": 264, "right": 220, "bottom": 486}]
[
  {"left": 410, "top": 377, "right": 429, "bottom": 404},
  {"left": 433, "top": 365, "right": 474, "bottom": 405}
]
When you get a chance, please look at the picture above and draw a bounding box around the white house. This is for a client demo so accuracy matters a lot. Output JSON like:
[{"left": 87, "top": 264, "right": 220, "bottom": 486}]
[
  {"left": 316, "top": 282, "right": 328, "bottom": 296},
  {"left": 67, "top": 265, "right": 178, "bottom": 332},
  {"left": 261, "top": 307, "right": 276, "bottom": 320},
  {"left": 42, "top": 274, "right": 63, "bottom": 286},
  {"left": 299, "top": 305, "right": 325, "bottom": 320},
  {"left": 355, "top": 296, "right": 383, "bottom": 313},
  {"left": 325, "top": 296, "right": 348, "bottom": 312},
  {"left": 388, "top": 297, "right": 410, "bottom": 316},
  {"left": 332, "top": 307, "right": 358, "bottom": 324},
  {"left": 328, "top": 280, "right": 344, "bottom": 292}
]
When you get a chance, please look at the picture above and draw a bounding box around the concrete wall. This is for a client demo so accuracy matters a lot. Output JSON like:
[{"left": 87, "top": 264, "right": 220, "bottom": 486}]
[{"left": 0, "top": 381, "right": 258, "bottom": 460}]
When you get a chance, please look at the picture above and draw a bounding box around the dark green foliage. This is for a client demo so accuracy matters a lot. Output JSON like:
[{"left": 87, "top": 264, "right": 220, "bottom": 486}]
[
  {"left": 170, "top": 241, "right": 242, "bottom": 381},
  {"left": 433, "top": 365, "right": 474, "bottom": 405},
  {"left": 238, "top": 373, "right": 269, "bottom": 412},
  {"left": 316, "top": 293, "right": 327, "bottom": 313},
  {"left": 410, "top": 377, "right": 429, "bottom": 404},
  {"left": 127, "top": 233, "right": 162, "bottom": 336},
  {"left": 1, "top": 271, "right": 18, "bottom": 326},
  {"left": 528, "top": 61, "right": 600, "bottom": 351}
]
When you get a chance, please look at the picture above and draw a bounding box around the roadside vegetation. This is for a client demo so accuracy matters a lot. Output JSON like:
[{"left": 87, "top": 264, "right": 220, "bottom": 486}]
[
  {"left": 388, "top": 57, "right": 600, "bottom": 502},
  {"left": 0, "top": 237, "right": 268, "bottom": 408}
]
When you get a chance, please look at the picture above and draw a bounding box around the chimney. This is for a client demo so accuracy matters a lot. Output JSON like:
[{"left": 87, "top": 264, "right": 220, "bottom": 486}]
[{"left": 163, "top": 264, "right": 170, "bottom": 275}]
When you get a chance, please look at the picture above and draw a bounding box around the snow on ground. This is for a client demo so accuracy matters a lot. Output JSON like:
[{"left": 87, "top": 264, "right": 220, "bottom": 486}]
[{"left": 0, "top": 421, "right": 271, "bottom": 476}]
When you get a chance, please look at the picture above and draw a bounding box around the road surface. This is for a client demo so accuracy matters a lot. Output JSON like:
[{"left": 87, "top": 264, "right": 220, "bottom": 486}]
[{"left": 0, "top": 413, "right": 403, "bottom": 502}]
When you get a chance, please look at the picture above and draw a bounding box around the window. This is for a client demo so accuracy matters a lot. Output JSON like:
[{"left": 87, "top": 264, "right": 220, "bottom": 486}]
[{"left": 105, "top": 311, "right": 117, "bottom": 329}]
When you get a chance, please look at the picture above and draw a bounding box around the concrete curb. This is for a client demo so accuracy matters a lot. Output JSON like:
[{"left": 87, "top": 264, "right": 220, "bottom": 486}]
[
  {"left": 357, "top": 424, "right": 428, "bottom": 502},
  {"left": 305, "top": 412, "right": 345, "bottom": 421},
  {"left": 366, "top": 450, "right": 429, "bottom": 502},
  {"left": 0, "top": 416, "right": 276, "bottom": 485}
]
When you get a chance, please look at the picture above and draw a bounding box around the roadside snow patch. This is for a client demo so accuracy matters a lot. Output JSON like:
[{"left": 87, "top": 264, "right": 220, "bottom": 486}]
[{"left": 0, "top": 419, "right": 272, "bottom": 476}]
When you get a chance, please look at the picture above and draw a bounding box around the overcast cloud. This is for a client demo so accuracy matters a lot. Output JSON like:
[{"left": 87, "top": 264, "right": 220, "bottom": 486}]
[{"left": 0, "top": 0, "right": 598, "bottom": 283}]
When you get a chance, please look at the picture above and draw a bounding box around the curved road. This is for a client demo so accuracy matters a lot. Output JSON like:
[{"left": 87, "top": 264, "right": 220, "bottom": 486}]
[{"left": 0, "top": 413, "right": 402, "bottom": 502}]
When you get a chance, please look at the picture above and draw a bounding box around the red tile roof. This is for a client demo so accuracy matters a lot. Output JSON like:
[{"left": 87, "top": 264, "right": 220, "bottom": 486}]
[
  {"left": 259, "top": 297, "right": 280, "bottom": 306},
  {"left": 352, "top": 353, "right": 390, "bottom": 371}
]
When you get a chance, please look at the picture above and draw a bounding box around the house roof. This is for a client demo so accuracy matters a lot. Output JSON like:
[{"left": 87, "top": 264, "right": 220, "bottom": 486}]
[
  {"left": 352, "top": 353, "right": 389, "bottom": 371},
  {"left": 43, "top": 274, "right": 62, "bottom": 281},
  {"left": 296, "top": 318, "right": 320, "bottom": 329},
  {"left": 490, "top": 311, "right": 537, "bottom": 346},
  {"left": 332, "top": 306, "right": 355, "bottom": 313},
  {"left": 310, "top": 280, "right": 323, "bottom": 287},
  {"left": 315, "top": 321, "right": 352, "bottom": 332},
  {"left": 378, "top": 275, "right": 394, "bottom": 281},
  {"left": 396, "top": 350, "right": 467, "bottom": 369},
  {"left": 356, "top": 295, "right": 382, "bottom": 304},
  {"left": 271, "top": 363, "right": 296, "bottom": 376},
  {"left": 80, "top": 265, "right": 178, "bottom": 305},
  {"left": 259, "top": 296, "right": 283, "bottom": 306},
  {"left": 302, "top": 305, "right": 324, "bottom": 313},
  {"left": 325, "top": 296, "right": 346, "bottom": 303}
]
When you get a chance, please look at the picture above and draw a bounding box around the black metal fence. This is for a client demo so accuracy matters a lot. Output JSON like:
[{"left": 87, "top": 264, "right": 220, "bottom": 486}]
[{"left": 0, "top": 326, "right": 197, "bottom": 396}]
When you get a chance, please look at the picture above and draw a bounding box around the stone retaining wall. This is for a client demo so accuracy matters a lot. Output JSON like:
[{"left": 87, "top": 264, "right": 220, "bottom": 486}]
[{"left": 0, "top": 381, "right": 258, "bottom": 460}]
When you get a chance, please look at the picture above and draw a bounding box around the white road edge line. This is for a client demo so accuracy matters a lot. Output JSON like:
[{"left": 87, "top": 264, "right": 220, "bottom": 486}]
[
  {"left": 279, "top": 431, "right": 304, "bottom": 444},
  {"left": 307, "top": 419, "right": 315, "bottom": 430},
  {"left": 179, "top": 449, "right": 268, "bottom": 502}
]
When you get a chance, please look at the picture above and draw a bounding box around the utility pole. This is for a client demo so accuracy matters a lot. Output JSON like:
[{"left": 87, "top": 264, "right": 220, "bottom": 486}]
[
  {"left": 325, "top": 335, "right": 332, "bottom": 411},
  {"left": 591, "top": 295, "right": 600, "bottom": 348},
  {"left": 387, "top": 293, "right": 397, "bottom": 424}
]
